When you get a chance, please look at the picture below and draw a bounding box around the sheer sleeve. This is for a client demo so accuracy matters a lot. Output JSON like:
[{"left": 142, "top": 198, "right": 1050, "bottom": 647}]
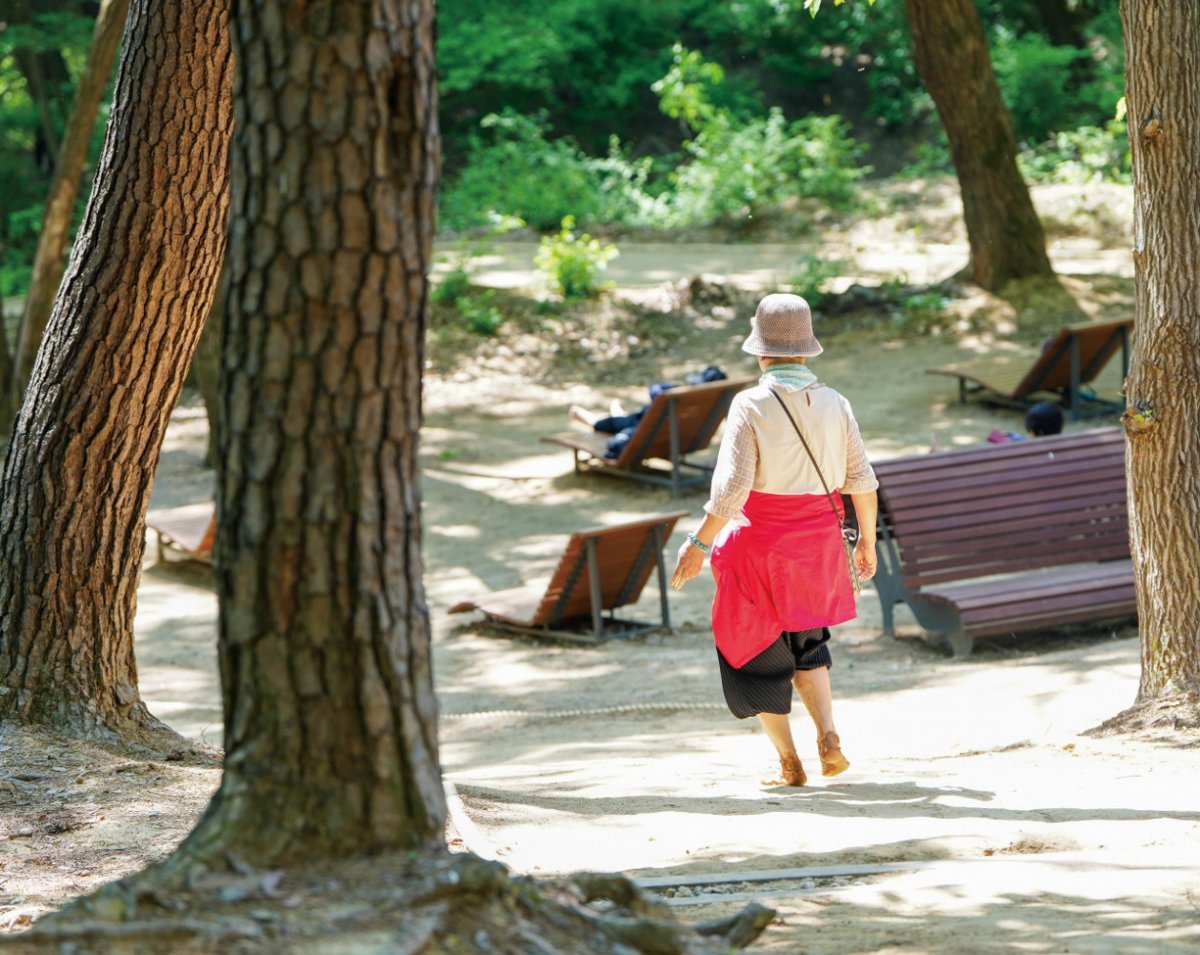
[
  {"left": 704, "top": 398, "right": 758, "bottom": 519},
  {"left": 841, "top": 401, "right": 878, "bottom": 494}
]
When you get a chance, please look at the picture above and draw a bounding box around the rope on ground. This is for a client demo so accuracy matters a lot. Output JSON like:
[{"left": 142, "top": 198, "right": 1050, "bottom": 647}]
[{"left": 442, "top": 701, "right": 726, "bottom": 721}]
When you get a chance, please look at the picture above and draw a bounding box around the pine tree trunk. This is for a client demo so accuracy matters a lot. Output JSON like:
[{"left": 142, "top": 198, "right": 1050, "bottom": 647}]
[
  {"left": 189, "top": 266, "right": 225, "bottom": 468},
  {"left": 1120, "top": 0, "right": 1200, "bottom": 700},
  {"left": 176, "top": 0, "right": 445, "bottom": 865},
  {"left": 904, "top": 0, "right": 1056, "bottom": 291},
  {"left": 0, "top": 0, "right": 232, "bottom": 740},
  {"left": 3, "top": 0, "right": 131, "bottom": 434}
]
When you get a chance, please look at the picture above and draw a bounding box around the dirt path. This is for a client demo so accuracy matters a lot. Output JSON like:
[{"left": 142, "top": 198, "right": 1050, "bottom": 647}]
[{"left": 9, "top": 205, "right": 1200, "bottom": 949}]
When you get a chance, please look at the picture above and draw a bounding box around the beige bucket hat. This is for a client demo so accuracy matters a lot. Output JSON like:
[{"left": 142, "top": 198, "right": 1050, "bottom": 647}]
[{"left": 741, "top": 293, "right": 823, "bottom": 358}]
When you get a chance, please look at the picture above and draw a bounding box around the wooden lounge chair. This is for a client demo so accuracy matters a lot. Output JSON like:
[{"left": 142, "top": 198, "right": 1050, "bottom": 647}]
[
  {"left": 927, "top": 318, "right": 1132, "bottom": 419},
  {"left": 869, "top": 428, "right": 1134, "bottom": 655},
  {"left": 448, "top": 511, "right": 689, "bottom": 643},
  {"left": 146, "top": 504, "right": 216, "bottom": 563},
  {"left": 540, "top": 377, "right": 755, "bottom": 496}
]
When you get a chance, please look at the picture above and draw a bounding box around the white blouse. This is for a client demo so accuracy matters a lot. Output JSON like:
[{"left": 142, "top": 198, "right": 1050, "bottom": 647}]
[{"left": 704, "top": 380, "right": 878, "bottom": 520}]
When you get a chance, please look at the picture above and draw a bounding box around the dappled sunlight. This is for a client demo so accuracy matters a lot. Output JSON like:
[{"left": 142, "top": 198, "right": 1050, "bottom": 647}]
[{"left": 133, "top": 568, "right": 221, "bottom": 744}]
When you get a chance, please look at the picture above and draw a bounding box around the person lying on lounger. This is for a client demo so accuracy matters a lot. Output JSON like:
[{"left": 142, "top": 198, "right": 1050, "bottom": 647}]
[{"left": 569, "top": 366, "right": 728, "bottom": 458}]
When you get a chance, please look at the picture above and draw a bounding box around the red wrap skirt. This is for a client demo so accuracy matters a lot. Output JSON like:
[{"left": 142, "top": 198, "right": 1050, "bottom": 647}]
[{"left": 710, "top": 490, "right": 856, "bottom": 668}]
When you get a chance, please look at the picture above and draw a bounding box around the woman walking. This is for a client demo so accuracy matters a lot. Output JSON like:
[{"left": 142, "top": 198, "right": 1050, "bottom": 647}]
[{"left": 671, "top": 293, "right": 878, "bottom": 786}]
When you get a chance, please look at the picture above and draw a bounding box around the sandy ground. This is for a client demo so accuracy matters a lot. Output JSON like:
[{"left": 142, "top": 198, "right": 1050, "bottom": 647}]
[{"left": 6, "top": 198, "right": 1200, "bottom": 950}]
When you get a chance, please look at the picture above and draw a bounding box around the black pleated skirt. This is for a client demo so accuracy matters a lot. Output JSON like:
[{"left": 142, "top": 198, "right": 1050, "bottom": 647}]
[{"left": 718, "top": 627, "right": 832, "bottom": 719}]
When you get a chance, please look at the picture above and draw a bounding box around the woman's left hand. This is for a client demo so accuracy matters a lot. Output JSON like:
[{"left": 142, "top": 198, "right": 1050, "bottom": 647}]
[{"left": 671, "top": 540, "right": 705, "bottom": 590}]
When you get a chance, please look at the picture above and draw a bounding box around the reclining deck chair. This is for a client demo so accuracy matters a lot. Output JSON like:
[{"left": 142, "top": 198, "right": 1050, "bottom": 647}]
[
  {"left": 927, "top": 318, "right": 1132, "bottom": 419},
  {"left": 146, "top": 503, "right": 216, "bottom": 563},
  {"left": 448, "top": 511, "right": 688, "bottom": 643},
  {"left": 540, "top": 377, "right": 755, "bottom": 496}
]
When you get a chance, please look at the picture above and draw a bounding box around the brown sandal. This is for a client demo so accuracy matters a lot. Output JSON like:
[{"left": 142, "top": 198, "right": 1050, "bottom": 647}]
[
  {"left": 777, "top": 754, "right": 807, "bottom": 787},
  {"left": 818, "top": 731, "right": 850, "bottom": 777}
]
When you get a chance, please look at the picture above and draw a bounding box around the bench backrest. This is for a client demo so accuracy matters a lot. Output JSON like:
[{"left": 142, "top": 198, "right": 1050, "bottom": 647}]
[
  {"left": 531, "top": 512, "right": 688, "bottom": 626},
  {"left": 612, "top": 378, "right": 755, "bottom": 468},
  {"left": 1014, "top": 318, "right": 1132, "bottom": 397},
  {"left": 875, "top": 428, "right": 1127, "bottom": 591}
]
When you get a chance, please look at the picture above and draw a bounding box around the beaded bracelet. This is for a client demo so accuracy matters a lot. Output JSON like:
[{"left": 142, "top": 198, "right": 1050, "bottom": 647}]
[{"left": 686, "top": 532, "right": 711, "bottom": 554}]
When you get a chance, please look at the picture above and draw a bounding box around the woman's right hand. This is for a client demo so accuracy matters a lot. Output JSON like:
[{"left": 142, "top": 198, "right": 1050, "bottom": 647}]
[
  {"left": 671, "top": 539, "right": 705, "bottom": 590},
  {"left": 854, "top": 537, "right": 877, "bottom": 581}
]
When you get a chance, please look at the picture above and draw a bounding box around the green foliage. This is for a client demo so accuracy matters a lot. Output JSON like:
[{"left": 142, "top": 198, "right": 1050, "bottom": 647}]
[
  {"left": 802, "top": 0, "right": 875, "bottom": 17},
  {"left": 456, "top": 293, "right": 504, "bottom": 336},
  {"left": 669, "top": 111, "right": 868, "bottom": 226},
  {"left": 439, "top": 112, "right": 660, "bottom": 232},
  {"left": 652, "top": 43, "right": 726, "bottom": 133},
  {"left": 1018, "top": 119, "right": 1131, "bottom": 185},
  {"left": 990, "top": 29, "right": 1093, "bottom": 142},
  {"left": 0, "top": 9, "right": 107, "bottom": 302},
  {"left": 789, "top": 254, "right": 845, "bottom": 307},
  {"left": 534, "top": 216, "right": 619, "bottom": 300}
]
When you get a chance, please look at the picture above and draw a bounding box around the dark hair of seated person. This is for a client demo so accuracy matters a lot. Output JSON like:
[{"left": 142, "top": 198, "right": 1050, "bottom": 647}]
[{"left": 1025, "top": 401, "right": 1065, "bottom": 437}]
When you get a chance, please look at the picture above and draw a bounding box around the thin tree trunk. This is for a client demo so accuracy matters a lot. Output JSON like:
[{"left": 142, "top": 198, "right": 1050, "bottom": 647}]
[
  {"left": 1120, "top": 0, "right": 1200, "bottom": 700},
  {"left": 0, "top": 0, "right": 232, "bottom": 741},
  {"left": 4, "top": 0, "right": 74, "bottom": 170},
  {"left": 189, "top": 264, "right": 224, "bottom": 468},
  {"left": 3, "top": 0, "right": 131, "bottom": 436},
  {"left": 171, "top": 0, "right": 444, "bottom": 866},
  {"left": 904, "top": 0, "right": 1056, "bottom": 291},
  {"left": 11, "top": 48, "right": 67, "bottom": 166},
  {"left": 1033, "top": 0, "right": 1090, "bottom": 50}
]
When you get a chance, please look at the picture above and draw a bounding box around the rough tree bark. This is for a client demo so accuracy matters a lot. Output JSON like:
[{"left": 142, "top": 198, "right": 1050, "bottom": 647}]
[
  {"left": 172, "top": 0, "right": 445, "bottom": 865},
  {"left": 0, "top": 0, "right": 231, "bottom": 741},
  {"left": 904, "top": 0, "right": 1056, "bottom": 291},
  {"left": 188, "top": 266, "right": 225, "bottom": 468},
  {"left": 1120, "top": 0, "right": 1200, "bottom": 700},
  {"left": 23, "top": 5, "right": 771, "bottom": 950},
  {"left": 3, "top": 0, "right": 132, "bottom": 435}
]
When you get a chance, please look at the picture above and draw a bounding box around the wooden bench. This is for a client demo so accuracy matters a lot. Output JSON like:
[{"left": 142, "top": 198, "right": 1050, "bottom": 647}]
[
  {"left": 927, "top": 318, "right": 1132, "bottom": 420},
  {"left": 146, "top": 504, "right": 216, "bottom": 563},
  {"left": 541, "top": 377, "right": 755, "bottom": 496},
  {"left": 448, "top": 511, "right": 688, "bottom": 643},
  {"left": 870, "top": 428, "right": 1135, "bottom": 656}
]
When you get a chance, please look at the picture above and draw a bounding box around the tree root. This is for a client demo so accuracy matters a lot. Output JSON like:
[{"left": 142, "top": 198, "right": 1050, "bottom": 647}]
[{"left": 16, "top": 852, "right": 774, "bottom": 954}]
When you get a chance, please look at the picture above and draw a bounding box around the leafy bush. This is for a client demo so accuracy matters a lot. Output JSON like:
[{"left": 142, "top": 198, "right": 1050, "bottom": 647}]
[
  {"left": 456, "top": 293, "right": 503, "bottom": 335},
  {"left": 534, "top": 216, "right": 619, "bottom": 299},
  {"left": 1018, "top": 119, "right": 1131, "bottom": 185},
  {"left": 991, "top": 30, "right": 1094, "bottom": 143},
  {"left": 668, "top": 110, "right": 868, "bottom": 227},
  {"left": 789, "top": 254, "right": 846, "bottom": 308},
  {"left": 439, "top": 112, "right": 658, "bottom": 232}
]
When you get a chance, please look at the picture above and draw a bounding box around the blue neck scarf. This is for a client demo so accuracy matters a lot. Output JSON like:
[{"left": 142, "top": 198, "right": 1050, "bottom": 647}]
[{"left": 762, "top": 362, "right": 818, "bottom": 391}]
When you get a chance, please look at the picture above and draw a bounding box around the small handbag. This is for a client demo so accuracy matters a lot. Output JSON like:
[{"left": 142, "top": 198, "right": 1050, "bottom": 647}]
[{"left": 768, "top": 389, "right": 862, "bottom": 597}]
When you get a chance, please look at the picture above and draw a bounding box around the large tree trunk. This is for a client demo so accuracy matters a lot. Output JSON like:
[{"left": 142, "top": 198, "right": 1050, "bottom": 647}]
[
  {"left": 1120, "top": 0, "right": 1200, "bottom": 700},
  {"left": 3, "top": 0, "right": 131, "bottom": 435},
  {"left": 0, "top": 0, "right": 231, "bottom": 741},
  {"left": 904, "top": 0, "right": 1056, "bottom": 291},
  {"left": 174, "top": 0, "right": 445, "bottom": 866}
]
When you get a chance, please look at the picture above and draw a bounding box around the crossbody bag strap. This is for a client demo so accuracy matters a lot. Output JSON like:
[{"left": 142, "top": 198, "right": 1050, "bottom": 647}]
[{"left": 767, "top": 387, "right": 845, "bottom": 530}]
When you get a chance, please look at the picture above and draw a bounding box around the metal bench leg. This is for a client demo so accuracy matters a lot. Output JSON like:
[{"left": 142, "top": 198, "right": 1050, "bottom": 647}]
[
  {"left": 947, "top": 630, "right": 973, "bottom": 658},
  {"left": 667, "top": 399, "right": 682, "bottom": 497},
  {"left": 1069, "top": 336, "right": 1081, "bottom": 420},
  {"left": 1120, "top": 324, "right": 1130, "bottom": 383},
  {"left": 651, "top": 524, "right": 671, "bottom": 632},
  {"left": 585, "top": 537, "right": 604, "bottom": 640}
]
